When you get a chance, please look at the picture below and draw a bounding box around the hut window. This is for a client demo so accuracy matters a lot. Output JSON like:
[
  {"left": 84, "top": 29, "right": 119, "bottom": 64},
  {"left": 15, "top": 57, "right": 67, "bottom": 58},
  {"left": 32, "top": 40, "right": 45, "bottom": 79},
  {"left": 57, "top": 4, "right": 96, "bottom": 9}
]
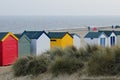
[
  {"left": 100, "top": 38, "right": 106, "bottom": 47},
  {"left": 51, "top": 40, "right": 56, "bottom": 41},
  {"left": 91, "top": 38, "right": 93, "bottom": 39}
]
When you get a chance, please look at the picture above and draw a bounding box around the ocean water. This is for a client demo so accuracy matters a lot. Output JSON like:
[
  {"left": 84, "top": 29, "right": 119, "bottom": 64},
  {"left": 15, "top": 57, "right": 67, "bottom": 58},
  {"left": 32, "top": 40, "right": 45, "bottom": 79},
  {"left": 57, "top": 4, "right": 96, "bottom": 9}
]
[{"left": 0, "top": 16, "right": 120, "bottom": 33}]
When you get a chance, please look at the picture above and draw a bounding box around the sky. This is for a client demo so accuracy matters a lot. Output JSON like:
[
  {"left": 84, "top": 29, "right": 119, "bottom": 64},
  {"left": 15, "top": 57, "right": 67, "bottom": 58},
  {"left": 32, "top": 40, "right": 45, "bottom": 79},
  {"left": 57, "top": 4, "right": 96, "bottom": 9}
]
[{"left": 0, "top": 0, "right": 120, "bottom": 16}]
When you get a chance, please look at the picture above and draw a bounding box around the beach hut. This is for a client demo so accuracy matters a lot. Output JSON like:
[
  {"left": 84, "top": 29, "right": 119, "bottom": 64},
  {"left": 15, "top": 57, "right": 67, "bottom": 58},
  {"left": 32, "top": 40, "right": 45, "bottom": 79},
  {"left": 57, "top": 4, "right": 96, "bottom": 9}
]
[
  {"left": 48, "top": 32, "right": 73, "bottom": 49},
  {"left": 114, "top": 31, "right": 120, "bottom": 46},
  {"left": 71, "top": 33, "right": 80, "bottom": 48},
  {"left": 0, "top": 32, "right": 18, "bottom": 66},
  {"left": 15, "top": 34, "right": 31, "bottom": 57},
  {"left": 99, "top": 31, "right": 117, "bottom": 47},
  {"left": 84, "top": 32, "right": 107, "bottom": 47},
  {"left": 23, "top": 31, "right": 50, "bottom": 55}
]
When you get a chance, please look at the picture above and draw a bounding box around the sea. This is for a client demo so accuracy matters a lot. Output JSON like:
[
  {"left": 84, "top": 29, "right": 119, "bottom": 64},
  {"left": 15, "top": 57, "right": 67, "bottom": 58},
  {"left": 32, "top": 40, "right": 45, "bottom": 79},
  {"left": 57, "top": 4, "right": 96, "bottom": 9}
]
[{"left": 0, "top": 15, "right": 120, "bottom": 33}]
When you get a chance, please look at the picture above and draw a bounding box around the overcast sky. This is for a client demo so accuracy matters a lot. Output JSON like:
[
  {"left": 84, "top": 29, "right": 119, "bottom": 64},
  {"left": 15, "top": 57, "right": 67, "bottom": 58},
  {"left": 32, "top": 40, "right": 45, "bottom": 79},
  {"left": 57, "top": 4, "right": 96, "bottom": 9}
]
[{"left": 0, "top": 0, "right": 120, "bottom": 16}]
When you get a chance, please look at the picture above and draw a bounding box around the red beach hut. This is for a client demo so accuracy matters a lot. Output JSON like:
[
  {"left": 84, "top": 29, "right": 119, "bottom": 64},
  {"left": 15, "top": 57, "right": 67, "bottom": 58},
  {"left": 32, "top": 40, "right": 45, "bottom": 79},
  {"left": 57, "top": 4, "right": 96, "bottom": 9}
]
[{"left": 0, "top": 32, "right": 18, "bottom": 66}]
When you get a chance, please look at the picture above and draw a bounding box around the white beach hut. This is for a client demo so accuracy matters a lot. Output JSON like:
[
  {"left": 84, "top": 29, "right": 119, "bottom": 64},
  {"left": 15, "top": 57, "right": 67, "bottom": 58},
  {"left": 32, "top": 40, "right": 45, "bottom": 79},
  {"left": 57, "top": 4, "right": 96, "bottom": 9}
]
[
  {"left": 99, "top": 31, "right": 117, "bottom": 47},
  {"left": 23, "top": 31, "right": 50, "bottom": 55},
  {"left": 84, "top": 32, "right": 108, "bottom": 47},
  {"left": 71, "top": 33, "right": 81, "bottom": 48}
]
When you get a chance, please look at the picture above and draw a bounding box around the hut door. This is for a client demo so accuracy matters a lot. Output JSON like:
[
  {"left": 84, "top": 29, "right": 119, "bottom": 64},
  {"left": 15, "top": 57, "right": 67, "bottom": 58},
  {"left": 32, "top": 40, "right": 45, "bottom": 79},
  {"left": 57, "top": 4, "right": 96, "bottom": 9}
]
[{"left": 110, "top": 36, "right": 115, "bottom": 46}]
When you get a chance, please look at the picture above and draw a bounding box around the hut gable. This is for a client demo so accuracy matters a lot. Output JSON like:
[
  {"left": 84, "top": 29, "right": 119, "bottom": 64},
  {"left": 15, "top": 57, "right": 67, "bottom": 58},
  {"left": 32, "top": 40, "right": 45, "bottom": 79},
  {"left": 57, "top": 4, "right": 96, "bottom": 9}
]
[
  {"left": 61, "top": 33, "right": 73, "bottom": 48},
  {"left": 15, "top": 34, "right": 31, "bottom": 57}
]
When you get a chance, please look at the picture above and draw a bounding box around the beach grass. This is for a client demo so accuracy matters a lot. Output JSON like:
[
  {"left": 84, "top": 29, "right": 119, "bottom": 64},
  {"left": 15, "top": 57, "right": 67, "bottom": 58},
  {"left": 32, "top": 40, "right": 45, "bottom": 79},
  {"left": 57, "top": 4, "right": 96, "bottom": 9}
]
[{"left": 12, "top": 45, "right": 120, "bottom": 78}]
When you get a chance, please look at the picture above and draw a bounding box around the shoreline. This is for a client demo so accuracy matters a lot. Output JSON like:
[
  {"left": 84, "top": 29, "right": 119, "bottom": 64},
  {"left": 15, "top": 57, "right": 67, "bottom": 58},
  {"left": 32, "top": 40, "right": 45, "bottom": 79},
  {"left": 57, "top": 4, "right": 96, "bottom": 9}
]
[{"left": 47, "top": 26, "right": 114, "bottom": 32}]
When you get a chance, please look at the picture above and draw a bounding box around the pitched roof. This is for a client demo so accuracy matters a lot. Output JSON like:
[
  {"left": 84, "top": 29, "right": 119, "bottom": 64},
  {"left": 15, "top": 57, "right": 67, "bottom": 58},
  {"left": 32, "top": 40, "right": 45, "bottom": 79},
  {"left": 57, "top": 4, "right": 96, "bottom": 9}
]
[
  {"left": 15, "top": 34, "right": 22, "bottom": 39},
  {"left": 70, "top": 33, "right": 80, "bottom": 38},
  {"left": 0, "top": 32, "right": 8, "bottom": 40},
  {"left": 23, "top": 31, "right": 48, "bottom": 39},
  {"left": 84, "top": 32, "right": 103, "bottom": 38},
  {"left": 113, "top": 31, "right": 120, "bottom": 35},
  {"left": 48, "top": 32, "right": 72, "bottom": 39},
  {"left": 0, "top": 32, "right": 18, "bottom": 41},
  {"left": 15, "top": 34, "right": 31, "bottom": 42},
  {"left": 99, "top": 31, "right": 113, "bottom": 37}
]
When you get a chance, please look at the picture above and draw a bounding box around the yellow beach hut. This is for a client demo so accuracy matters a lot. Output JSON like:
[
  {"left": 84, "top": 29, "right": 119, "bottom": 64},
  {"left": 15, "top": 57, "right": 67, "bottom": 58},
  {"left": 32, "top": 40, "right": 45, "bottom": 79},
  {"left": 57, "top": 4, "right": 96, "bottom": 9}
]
[{"left": 48, "top": 32, "right": 73, "bottom": 49}]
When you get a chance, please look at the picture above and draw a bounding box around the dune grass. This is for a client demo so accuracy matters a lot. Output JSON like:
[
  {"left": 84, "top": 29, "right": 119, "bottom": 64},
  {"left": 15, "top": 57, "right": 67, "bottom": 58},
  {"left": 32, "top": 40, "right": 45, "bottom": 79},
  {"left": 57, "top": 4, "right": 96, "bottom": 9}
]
[
  {"left": 87, "top": 46, "right": 120, "bottom": 76},
  {"left": 50, "top": 47, "right": 84, "bottom": 76},
  {"left": 12, "top": 55, "right": 50, "bottom": 76},
  {"left": 12, "top": 45, "right": 120, "bottom": 77}
]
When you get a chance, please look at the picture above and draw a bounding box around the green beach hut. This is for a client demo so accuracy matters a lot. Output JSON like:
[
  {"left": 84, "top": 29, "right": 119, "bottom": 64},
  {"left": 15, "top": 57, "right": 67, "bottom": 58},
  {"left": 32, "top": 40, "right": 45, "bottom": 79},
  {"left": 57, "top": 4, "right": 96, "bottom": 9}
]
[{"left": 15, "top": 34, "right": 31, "bottom": 57}]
